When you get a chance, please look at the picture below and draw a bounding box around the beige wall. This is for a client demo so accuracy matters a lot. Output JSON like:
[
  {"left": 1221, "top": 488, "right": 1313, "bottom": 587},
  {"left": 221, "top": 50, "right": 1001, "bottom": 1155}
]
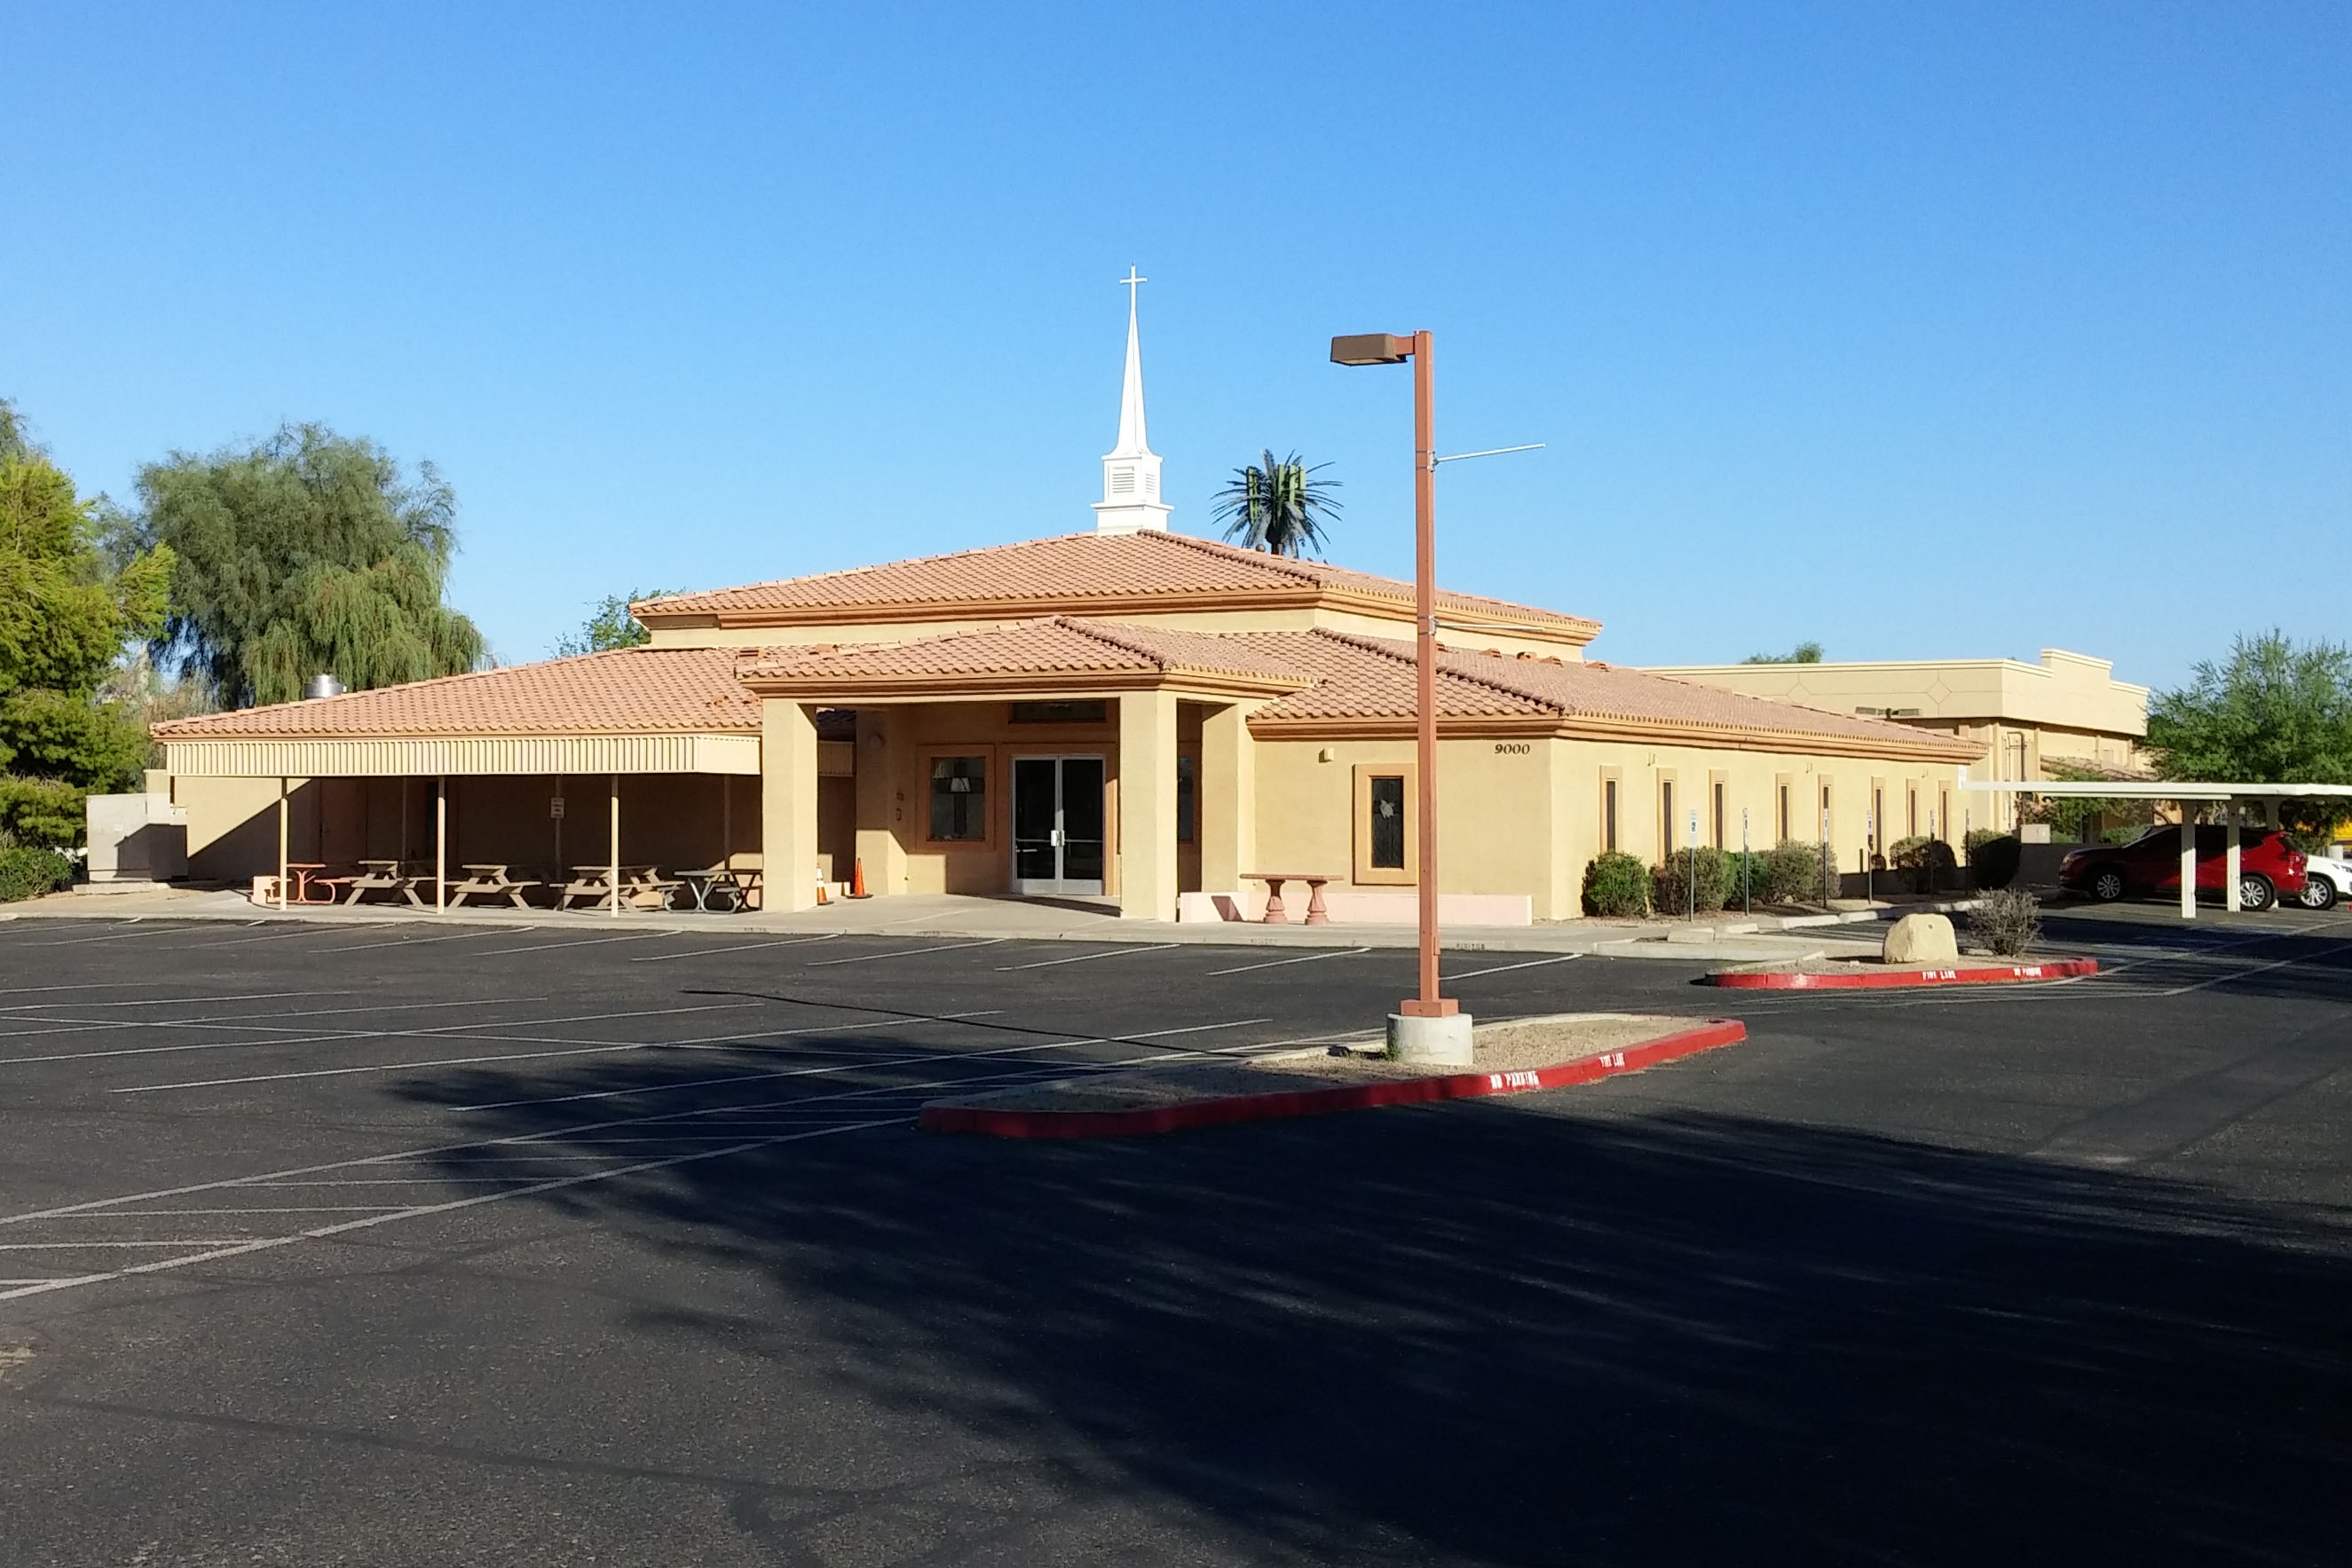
[
  {"left": 1644, "top": 649, "right": 2149, "bottom": 777},
  {"left": 1245, "top": 736, "right": 1975, "bottom": 920}
]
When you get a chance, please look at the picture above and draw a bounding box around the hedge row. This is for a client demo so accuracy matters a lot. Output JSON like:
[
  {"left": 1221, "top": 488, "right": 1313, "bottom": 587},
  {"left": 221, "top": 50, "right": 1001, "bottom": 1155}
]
[
  {"left": 1581, "top": 840, "right": 1841, "bottom": 917},
  {"left": 0, "top": 847, "right": 74, "bottom": 902}
]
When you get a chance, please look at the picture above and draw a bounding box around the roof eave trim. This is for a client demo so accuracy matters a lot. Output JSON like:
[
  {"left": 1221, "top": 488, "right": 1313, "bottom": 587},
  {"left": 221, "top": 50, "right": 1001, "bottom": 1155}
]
[
  {"left": 735, "top": 669, "right": 1307, "bottom": 701},
  {"left": 1247, "top": 713, "right": 1986, "bottom": 759}
]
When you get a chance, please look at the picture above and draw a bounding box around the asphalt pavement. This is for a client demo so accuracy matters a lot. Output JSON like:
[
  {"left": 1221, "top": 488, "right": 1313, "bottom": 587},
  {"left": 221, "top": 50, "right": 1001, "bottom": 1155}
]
[{"left": 0, "top": 901, "right": 2347, "bottom": 1565}]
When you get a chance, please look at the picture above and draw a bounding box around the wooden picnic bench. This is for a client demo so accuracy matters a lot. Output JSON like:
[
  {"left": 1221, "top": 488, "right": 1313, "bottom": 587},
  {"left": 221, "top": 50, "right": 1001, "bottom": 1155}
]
[
  {"left": 446, "top": 863, "right": 538, "bottom": 910},
  {"left": 557, "top": 864, "right": 683, "bottom": 912},
  {"left": 343, "top": 859, "right": 437, "bottom": 908}
]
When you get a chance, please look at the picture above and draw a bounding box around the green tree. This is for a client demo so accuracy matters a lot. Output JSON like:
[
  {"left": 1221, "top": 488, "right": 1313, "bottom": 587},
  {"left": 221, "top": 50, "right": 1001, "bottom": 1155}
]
[
  {"left": 1741, "top": 642, "right": 1824, "bottom": 664},
  {"left": 2148, "top": 630, "right": 2352, "bottom": 842},
  {"left": 1213, "top": 451, "right": 1341, "bottom": 559},
  {"left": 553, "top": 589, "right": 685, "bottom": 658},
  {"left": 0, "top": 432, "right": 175, "bottom": 847},
  {"left": 128, "top": 424, "right": 485, "bottom": 707}
]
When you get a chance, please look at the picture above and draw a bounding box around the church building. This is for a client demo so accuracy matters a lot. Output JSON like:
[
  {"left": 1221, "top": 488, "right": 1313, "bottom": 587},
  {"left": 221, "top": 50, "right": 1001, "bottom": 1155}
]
[{"left": 154, "top": 285, "right": 1981, "bottom": 921}]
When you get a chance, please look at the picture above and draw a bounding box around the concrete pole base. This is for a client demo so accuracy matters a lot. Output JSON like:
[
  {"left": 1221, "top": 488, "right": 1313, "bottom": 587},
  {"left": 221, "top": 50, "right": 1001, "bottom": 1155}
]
[{"left": 1387, "top": 1012, "right": 1474, "bottom": 1066}]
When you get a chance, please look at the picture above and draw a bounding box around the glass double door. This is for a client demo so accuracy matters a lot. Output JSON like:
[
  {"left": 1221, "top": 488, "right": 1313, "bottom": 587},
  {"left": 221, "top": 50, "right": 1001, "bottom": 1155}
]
[{"left": 1011, "top": 755, "right": 1106, "bottom": 896}]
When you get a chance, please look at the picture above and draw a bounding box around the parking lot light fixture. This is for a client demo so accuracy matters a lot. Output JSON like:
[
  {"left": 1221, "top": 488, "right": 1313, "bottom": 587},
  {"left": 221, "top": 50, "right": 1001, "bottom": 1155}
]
[{"left": 1330, "top": 330, "right": 1456, "bottom": 1045}]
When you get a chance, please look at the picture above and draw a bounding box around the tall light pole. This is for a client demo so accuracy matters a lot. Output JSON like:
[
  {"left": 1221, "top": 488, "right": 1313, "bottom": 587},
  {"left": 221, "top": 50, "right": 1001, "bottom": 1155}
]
[{"left": 1330, "top": 331, "right": 1464, "bottom": 1060}]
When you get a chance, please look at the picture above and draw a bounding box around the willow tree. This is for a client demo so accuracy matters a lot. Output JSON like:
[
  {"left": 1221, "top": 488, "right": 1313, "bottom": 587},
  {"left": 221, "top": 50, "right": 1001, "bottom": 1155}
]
[
  {"left": 130, "top": 424, "right": 485, "bottom": 707},
  {"left": 1213, "top": 451, "right": 1341, "bottom": 559}
]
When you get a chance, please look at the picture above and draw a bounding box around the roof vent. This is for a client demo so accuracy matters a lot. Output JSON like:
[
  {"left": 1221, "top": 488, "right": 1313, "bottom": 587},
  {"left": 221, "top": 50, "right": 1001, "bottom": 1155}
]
[{"left": 305, "top": 674, "right": 345, "bottom": 700}]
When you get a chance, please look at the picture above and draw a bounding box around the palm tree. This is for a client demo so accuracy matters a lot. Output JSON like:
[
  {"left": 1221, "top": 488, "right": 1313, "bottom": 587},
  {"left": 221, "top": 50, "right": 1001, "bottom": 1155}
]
[{"left": 1213, "top": 451, "right": 1341, "bottom": 558}]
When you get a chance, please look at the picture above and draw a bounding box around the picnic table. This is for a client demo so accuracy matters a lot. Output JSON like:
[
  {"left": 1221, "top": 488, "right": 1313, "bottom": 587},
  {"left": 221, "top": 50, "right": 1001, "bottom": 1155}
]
[
  {"left": 557, "top": 864, "right": 682, "bottom": 911},
  {"left": 343, "top": 859, "right": 436, "bottom": 907},
  {"left": 1242, "top": 872, "right": 1334, "bottom": 926},
  {"left": 447, "top": 863, "right": 538, "bottom": 910},
  {"left": 672, "top": 866, "right": 754, "bottom": 912},
  {"left": 281, "top": 863, "right": 343, "bottom": 906}
]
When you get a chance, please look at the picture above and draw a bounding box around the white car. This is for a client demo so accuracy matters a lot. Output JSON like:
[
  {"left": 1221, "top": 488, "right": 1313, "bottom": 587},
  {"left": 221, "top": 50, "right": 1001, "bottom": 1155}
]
[{"left": 2301, "top": 855, "right": 2350, "bottom": 910}]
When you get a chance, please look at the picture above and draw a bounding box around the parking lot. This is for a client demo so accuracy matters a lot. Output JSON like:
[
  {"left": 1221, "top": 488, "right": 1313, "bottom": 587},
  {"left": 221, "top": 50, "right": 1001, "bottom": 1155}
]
[{"left": 2, "top": 904, "right": 2348, "bottom": 1565}]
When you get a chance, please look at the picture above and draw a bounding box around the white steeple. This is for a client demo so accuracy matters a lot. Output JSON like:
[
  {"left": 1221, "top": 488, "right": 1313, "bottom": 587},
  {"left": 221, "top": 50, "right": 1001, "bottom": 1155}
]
[{"left": 1091, "top": 267, "right": 1172, "bottom": 535}]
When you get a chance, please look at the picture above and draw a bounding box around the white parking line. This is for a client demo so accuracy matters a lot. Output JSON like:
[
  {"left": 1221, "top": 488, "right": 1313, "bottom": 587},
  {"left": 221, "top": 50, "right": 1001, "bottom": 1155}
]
[
  {"left": 41, "top": 1207, "right": 406, "bottom": 1215},
  {"left": 630, "top": 934, "right": 844, "bottom": 963},
  {"left": 450, "top": 1015, "right": 1272, "bottom": 1112},
  {"left": 807, "top": 938, "right": 1009, "bottom": 966},
  {"left": 0, "top": 990, "right": 338, "bottom": 1016},
  {"left": 99, "top": 1005, "right": 1006, "bottom": 1094},
  {"left": 1448, "top": 954, "right": 1583, "bottom": 981},
  {"left": 995, "top": 943, "right": 1178, "bottom": 971},
  {"left": 0, "top": 1120, "right": 899, "bottom": 1302},
  {"left": 328, "top": 926, "right": 534, "bottom": 953},
  {"left": 0, "top": 1020, "right": 1278, "bottom": 1241},
  {"left": 1206, "top": 947, "right": 1372, "bottom": 976},
  {"left": 0, "top": 1240, "right": 250, "bottom": 1249},
  {"left": 474, "top": 931, "right": 672, "bottom": 957}
]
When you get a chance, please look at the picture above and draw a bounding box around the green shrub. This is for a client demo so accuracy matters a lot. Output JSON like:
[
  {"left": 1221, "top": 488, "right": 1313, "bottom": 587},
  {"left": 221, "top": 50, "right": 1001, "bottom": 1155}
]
[
  {"left": 1721, "top": 849, "right": 1771, "bottom": 907},
  {"left": 0, "top": 846, "right": 74, "bottom": 902},
  {"left": 1765, "top": 839, "right": 1834, "bottom": 903},
  {"left": 1582, "top": 851, "right": 1652, "bottom": 918},
  {"left": 1653, "top": 847, "right": 1729, "bottom": 914},
  {"left": 1967, "top": 832, "right": 2021, "bottom": 891},
  {"left": 1969, "top": 886, "right": 2040, "bottom": 957},
  {"left": 1888, "top": 834, "right": 1959, "bottom": 891},
  {"left": 0, "top": 776, "right": 89, "bottom": 850}
]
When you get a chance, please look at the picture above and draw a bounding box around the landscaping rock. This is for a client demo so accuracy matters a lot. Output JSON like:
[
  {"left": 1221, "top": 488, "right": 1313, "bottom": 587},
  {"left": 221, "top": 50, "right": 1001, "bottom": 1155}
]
[{"left": 1882, "top": 912, "right": 1959, "bottom": 965}]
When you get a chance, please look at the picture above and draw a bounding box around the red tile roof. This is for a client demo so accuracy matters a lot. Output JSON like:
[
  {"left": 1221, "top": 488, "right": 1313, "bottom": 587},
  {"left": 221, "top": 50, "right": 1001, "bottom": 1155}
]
[
  {"left": 150, "top": 624, "right": 1978, "bottom": 761},
  {"left": 637, "top": 531, "right": 1598, "bottom": 636},
  {"left": 735, "top": 617, "right": 1307, "bottom": 689},
  {"left": 150, "top": 648, "right": 762, "bottom": 738}
]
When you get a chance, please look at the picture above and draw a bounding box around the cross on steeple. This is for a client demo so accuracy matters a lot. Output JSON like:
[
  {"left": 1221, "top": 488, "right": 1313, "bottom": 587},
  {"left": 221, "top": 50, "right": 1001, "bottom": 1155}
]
[{"left": 1119, "top": 265, "right": 1148, "bottom": 303}]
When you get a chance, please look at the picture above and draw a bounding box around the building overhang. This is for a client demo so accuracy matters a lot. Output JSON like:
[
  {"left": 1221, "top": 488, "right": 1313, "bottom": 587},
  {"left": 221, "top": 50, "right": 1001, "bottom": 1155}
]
[
  {"left": 736, "top": 669, "right": 1306, "bottom": 705},
  {"left": 1249, "top": 713, "right": 1987, "bottom": 761},
  {"left": 162, "top": 732, "right": 762, "bottom": 778}
]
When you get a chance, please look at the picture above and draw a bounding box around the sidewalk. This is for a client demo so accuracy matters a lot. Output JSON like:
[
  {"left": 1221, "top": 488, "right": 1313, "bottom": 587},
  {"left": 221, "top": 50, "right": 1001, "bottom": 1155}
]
[{"left": 3, "top": 884, "right": 1974, "bottom": 962}]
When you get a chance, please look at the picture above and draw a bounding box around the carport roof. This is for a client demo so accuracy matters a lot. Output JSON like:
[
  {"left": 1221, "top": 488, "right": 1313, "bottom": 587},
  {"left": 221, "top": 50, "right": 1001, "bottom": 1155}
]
[{"left": 151, "top": 647, "right": 764, "bottom": 738}]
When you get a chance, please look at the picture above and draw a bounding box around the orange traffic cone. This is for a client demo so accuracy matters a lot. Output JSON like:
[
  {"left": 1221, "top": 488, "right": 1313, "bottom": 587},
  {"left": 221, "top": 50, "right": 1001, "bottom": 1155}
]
[
  {"left": 816, "top": 873, "right": 831, "bottom": 905},
  {"left": 848, "top": 858, "right": 872, "bottom": 899}
]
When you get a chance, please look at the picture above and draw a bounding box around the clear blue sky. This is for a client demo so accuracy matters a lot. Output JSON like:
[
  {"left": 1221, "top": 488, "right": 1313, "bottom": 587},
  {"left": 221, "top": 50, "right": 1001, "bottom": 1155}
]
[{"left": 7, "top": 3, "right": 2346, "bottom": 689}]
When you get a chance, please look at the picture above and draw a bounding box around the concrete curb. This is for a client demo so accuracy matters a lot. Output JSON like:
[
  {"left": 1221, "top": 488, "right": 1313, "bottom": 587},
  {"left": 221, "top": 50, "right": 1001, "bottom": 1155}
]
[
  {"left": 918, "top": 1019, "right": 1748, "bottom": 1140},
  {"left": 1702, "top": 957, "right": 2098, "bottom": 990}
]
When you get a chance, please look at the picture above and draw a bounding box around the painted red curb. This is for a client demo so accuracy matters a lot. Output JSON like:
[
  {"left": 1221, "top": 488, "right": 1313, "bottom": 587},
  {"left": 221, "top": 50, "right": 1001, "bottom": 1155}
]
[
  {"left": 1703, "top": 957, "right": 2097, "bottom": 990},
  {"left": 918, "top": 1019, "right": 1748, "bottom": 1140}
]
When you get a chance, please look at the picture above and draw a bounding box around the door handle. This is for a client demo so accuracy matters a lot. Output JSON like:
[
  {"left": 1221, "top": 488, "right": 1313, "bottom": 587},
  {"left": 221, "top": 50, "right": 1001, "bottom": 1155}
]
[{"left": 1050, "top": 829, "right": 1064, "bottom": 847}]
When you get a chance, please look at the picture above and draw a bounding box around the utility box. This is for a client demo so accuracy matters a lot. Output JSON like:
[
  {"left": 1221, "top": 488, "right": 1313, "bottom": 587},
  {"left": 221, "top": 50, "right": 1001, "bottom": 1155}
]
[{"left": 85, "top": 791, "right": 190, "bottom": 883}]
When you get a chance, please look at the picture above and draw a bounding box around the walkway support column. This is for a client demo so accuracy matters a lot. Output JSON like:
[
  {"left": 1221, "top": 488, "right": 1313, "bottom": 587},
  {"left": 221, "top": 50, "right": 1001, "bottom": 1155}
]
[
  {"left": 853, "top": 708, "right": 909, "bottom": 897},
  {"left": 276, "top": 777, "right": 289, "bottom": 911},
  {"left": 1118, "top": 689, "right": 1179, "bottom": 920},
  {"left": 1200, "top": 700, "right": 1256, "bottom": 898},
  {"left": 2226, "top": 803, "right": 2243, "bottom": 913},
  {"left": 609, "top": 773, "right": 620, "bottom": 918},
  {"left": 434, "top": 776, "right": 447, "bottom": 913},
  {"left": 763, "top": 699, "right": 820, "bottom": 912},
  {"left": 2179, "top": 800, "right": 2197, "bottom": 920}
]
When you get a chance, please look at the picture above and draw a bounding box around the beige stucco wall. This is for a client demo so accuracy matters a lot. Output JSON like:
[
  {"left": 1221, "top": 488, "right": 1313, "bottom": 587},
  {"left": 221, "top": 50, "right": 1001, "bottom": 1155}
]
[
  {"left": 1243, "top": 737, "right": 1975, "bottom": 920},
  {"left": 1643, "top": 650, "right": 2148, "bottom": 780}
]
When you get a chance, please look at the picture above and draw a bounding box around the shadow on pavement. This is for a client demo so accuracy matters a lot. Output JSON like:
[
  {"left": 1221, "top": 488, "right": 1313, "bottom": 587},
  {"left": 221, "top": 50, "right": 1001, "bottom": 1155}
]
[{"left": 395, "top": 1073, "right": 2352, "bottom": 1565}]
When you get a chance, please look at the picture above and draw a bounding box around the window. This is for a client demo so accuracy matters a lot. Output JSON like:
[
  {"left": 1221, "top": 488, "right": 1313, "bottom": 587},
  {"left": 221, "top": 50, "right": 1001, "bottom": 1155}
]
[
  {"left": 927, "top": 756, "right": 987, "bottom": 842},
  {"left": 1603, "top": 777, "right": 1619, "bottom": 852},
  {"left": 1176, "top": 754, "right": 1196, "bottom": 844},
  {"left": 1907, "top": 784, "right": 1918, "bottom": 838},
  {"left": 1873, "top": 786, "right": 1885, "bottom": 853},
  {"left": 1819, "top": 779, "right": 1834, "bottom": 841},
  {"left": 1777, "top": 781, "right": 1791, "bottom": 842},
  {"left": 1353, "top": 764, "right": 1417, "bottom": 884},
  {"left": 1009, "top": 700, "right": 1108, "bottom": 725},
  {"left": 1711, "top": 778, "right": 1727, "bottom": 850},
  {"left": 1660, "top": 779, "right": 1676, "bottom": 861}
]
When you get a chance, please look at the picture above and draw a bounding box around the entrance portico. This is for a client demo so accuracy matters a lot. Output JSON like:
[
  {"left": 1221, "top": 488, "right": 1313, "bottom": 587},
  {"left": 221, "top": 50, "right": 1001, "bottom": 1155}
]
[{"left": 736, "top": 619, "right": 1303, "bottom": 918}]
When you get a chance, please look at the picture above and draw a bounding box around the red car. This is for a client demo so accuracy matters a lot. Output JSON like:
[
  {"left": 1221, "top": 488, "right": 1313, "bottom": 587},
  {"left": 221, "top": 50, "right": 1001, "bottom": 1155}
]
[{"left": 2059, "top": 825, "right": 2308, "bottom": 911}]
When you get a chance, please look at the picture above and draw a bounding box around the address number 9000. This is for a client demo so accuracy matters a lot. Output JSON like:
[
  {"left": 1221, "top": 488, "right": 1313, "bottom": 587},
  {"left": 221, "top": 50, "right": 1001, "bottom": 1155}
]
[{"left": 1494, "top": 742, "right": 1532, "bottom": 754}]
